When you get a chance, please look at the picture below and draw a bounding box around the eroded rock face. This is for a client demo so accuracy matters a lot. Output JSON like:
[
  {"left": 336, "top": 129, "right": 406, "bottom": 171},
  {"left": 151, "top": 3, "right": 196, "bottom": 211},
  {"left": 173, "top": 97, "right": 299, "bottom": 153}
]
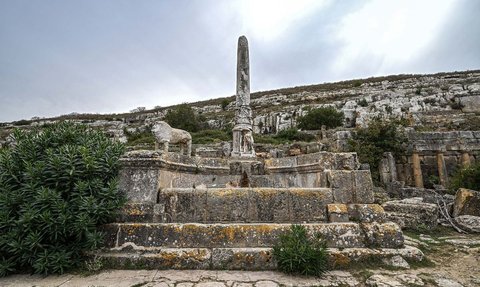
[{"left": 453, "top": 188, "right": 480, "bottom": 217}]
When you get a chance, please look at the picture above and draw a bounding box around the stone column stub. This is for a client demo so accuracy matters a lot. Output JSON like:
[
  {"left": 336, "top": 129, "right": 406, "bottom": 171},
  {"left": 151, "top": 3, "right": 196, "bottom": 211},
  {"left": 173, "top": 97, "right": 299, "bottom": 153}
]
[{"left": 411, "top": 148, "right": 424, "bottom": 188}]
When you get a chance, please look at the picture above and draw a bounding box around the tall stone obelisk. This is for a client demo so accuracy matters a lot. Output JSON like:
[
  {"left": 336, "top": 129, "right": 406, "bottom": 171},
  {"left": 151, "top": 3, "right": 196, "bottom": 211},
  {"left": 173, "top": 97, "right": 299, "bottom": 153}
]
[{"left": 231, "top": 36, "right": 255, "bottom": 157}]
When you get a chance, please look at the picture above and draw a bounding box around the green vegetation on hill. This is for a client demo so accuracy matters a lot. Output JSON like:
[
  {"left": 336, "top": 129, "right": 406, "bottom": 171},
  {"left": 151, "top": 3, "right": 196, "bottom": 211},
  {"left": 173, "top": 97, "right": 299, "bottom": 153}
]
[
  {"left": 348, "top": 119, "right": 407, "bottom": 185},
  {"left": 297, "top": 107, "right": 344, "bottom": 130},
  {"left": 164, "top": 103, "right": 207, "bottom": 132},
  {"left": 0, "top": 122, "right": 125, "bottom": 276}
]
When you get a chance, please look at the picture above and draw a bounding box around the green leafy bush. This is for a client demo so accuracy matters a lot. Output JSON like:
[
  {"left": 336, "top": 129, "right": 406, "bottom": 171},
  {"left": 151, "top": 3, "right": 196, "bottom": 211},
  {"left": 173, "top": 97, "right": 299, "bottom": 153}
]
[
  {"left": 164, "top": 103, "right": 206, "bottom": 132},
  {"left": 297, "top": 107, "right": 344, "bottom": 130},
  {"left": 449, "top": 161, "right": 480, "bottom": 192},
  {"left": 348, "top": 119, "right": 407, "bottom": 185},
  {"left": 357, "top": 98, "right": 368, "bottom": 107},
  {"left": 220, "top": 99, "right": 230, "bottom": 111},
  {"left": 0, "top": 122, "right": 125, "bottom": 276},
  {"left": 273, "top": 225, "right": 328, "bottom": 277}
]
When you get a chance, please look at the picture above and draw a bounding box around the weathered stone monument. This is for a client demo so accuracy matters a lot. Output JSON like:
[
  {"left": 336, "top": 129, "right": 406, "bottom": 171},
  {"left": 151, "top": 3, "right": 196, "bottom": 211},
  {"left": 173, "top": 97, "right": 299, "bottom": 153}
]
[
  {"left": 231, "top": 36, "right": 255, "bottom": 157},
  {"left": 95, "top": 36, "right": 424, "bottom": 271}
]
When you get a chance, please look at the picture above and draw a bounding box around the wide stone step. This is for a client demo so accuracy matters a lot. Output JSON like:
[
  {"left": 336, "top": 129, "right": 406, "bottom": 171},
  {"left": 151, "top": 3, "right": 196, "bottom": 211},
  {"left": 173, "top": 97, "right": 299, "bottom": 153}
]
[
  {"left": 102, "top": 222, "right": 403, "bottom": 249},
  {"left": 96, "top": 246, "right": 423, "bottom": 270},
  {"left": 119, "top": 188, "right": 334, "bottom": 223}
]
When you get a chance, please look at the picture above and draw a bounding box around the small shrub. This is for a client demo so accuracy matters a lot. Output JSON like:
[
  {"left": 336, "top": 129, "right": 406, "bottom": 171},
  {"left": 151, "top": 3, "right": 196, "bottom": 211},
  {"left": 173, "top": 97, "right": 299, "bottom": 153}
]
[
  {"left": 449, "top": 161, "right": 480, "bottom": 193},
  {"left": 358, "top": 98, "right": 368, "bottom": 107},
  {"left": 385, "top": 105, "right": 393, "bottom": 114},
  {"left": 425, "top": 175, "right": 440, "bottom": 189},
  {"left": 449, "top": 101, "right": 464, "bottom": 110},
  {"left": 415, "top": 87, "right": 422, "bottom": 95},
  {"left": 164, "top": 103, "right": 206, "bottom": 132},
  {"left": 273, "top": 225, "right": 328, "bottom": 277},
  {"left": 0, "top": 122, "right": 125, "bottom": 276},
  {"left": 353, "top": 81, "right": 362, "bottom": 87},
  {"left": 297, "top": 107, "right": 344, "bottom": 130},
  {"left": 220, "top": 99, "right": 230, "bottom": 111}
]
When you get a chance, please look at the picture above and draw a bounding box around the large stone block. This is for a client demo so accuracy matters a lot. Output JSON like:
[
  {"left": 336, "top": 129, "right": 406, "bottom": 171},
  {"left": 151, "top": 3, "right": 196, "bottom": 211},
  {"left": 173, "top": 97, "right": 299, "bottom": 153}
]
[
  {"left": 103, "top": 223, "right": 367, "bottom": 249},
  {"left": 207, "top": 189, "right": 249, "bottom": 222},
  {"left": 334, "top": 153, "right": 359, "bottom": 170},
  {"left": 211, "top": 248, "right": 275, "bottom": 270},
  {"left": 453, "top": 188, "right": 480, "bottom": 217},
  {"left": 159, "top": 188, "right": 207, "bottom": 223},
  {"left": 310, "top": 223, "right": 365, "bottom": 248},
  {"left": 119, "top": 167, "right": 159, "bottom": 202},
  {"left": 247, "top": 188, "right": 291, "bottom": 222},
  {"left": 347, "top": 204, "right": 386, "bottom": 223},
  {"left": 326, "top": 170, "right": 354, "bottom": 203},
  {"left": 353, "top": 170, "right": 375, "bottom": 203},
  {"left": 289, "top": 188, "right": 333, "bottom": 222},
  {"left": 101, "top": 248, "right": 211, "bottom": 270},
  {"left": 361, "top": 222, "right": 404, "bottom": 248}
]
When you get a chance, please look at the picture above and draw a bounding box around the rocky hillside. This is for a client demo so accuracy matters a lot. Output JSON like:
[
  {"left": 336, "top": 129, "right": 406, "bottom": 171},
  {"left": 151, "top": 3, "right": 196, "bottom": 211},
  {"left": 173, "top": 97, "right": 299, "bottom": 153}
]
[{"left": 1, "top": 70, "right": 479, "bottom": 145}]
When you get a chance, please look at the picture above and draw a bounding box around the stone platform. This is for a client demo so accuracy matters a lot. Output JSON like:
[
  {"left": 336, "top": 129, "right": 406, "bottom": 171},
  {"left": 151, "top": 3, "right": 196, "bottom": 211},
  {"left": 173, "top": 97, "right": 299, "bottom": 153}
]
[
  {"left": 96, "top": 246, "right": 423, "bottom": 270},
  {"left": 96, "top": 151, "right": 424, "bottom": 271}
]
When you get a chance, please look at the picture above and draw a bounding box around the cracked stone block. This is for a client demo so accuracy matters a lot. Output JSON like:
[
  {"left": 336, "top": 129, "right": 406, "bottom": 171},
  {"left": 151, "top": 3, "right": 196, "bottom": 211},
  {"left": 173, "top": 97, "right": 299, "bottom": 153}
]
[
  {"left": 327, "top": 171, "right": 354, "bottom": 203},
  {"left": 353, "top": 170, "right": 375, "bottom": 203},
  {"left": 290, "top": 188, "right": 333, "bottom": 222}
]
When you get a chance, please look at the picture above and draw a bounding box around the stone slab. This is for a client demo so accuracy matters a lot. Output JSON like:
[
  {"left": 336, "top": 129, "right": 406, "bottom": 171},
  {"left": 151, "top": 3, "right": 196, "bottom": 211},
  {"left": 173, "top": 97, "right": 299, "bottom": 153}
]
[
  {"left": 95, "top": 246, "right": 422, "bottom": 271},
  {"left": 157, "top": 188, "right": 333, "bottom": 223},
  {"left": 103, "top": 223, "right": 369, "bottom": 249}
]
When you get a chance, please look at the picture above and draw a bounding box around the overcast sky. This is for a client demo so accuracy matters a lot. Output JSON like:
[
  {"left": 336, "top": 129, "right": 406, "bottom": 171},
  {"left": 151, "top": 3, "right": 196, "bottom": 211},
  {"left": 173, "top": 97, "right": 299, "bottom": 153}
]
[{"left": 1, "top": 0, "right": 479, "bottom": 122}]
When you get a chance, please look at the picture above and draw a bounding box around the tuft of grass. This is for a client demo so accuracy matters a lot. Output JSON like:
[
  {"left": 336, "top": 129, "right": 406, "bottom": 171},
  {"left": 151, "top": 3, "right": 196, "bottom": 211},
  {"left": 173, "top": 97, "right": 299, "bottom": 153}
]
[{"left": 273, "top": 225, "right": 329, "bottom": 277}]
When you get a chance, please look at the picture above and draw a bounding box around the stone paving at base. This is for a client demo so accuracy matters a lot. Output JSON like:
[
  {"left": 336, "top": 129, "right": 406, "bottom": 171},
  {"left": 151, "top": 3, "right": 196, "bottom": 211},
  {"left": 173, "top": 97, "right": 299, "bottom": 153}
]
[{"left": 0, "top": 270, "right": 360, "bottom": 287}]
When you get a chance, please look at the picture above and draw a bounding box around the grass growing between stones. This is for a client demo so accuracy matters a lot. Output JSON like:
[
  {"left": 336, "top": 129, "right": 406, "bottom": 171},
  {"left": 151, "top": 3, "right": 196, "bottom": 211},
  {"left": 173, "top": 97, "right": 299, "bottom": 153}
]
[{"left": 273, "top": 225, "right": 329, "bottom": 277}]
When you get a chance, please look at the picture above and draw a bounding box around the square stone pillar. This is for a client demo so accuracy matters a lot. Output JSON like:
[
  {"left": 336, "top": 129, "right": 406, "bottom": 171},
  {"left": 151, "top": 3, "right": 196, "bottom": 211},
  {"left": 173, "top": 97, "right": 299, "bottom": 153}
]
[{"left": 412, "top": 151, "right": 424, "bottom": 188}]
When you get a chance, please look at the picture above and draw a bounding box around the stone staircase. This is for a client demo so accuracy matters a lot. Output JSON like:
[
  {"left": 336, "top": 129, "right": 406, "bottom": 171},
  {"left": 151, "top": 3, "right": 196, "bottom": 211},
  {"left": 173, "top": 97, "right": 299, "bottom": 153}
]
[{"left": 96, "top": 151, "right": 424, "bottom": 270}]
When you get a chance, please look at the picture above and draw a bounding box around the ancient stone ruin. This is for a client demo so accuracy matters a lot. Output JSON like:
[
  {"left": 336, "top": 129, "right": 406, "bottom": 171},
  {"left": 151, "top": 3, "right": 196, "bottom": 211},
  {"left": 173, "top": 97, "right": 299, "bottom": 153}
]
[
  {"left": 95, "top": 36, "right": 424, "bottom": 270},
  {"left": 231, "top": 36, "right": 255, "bottom": 157}
]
